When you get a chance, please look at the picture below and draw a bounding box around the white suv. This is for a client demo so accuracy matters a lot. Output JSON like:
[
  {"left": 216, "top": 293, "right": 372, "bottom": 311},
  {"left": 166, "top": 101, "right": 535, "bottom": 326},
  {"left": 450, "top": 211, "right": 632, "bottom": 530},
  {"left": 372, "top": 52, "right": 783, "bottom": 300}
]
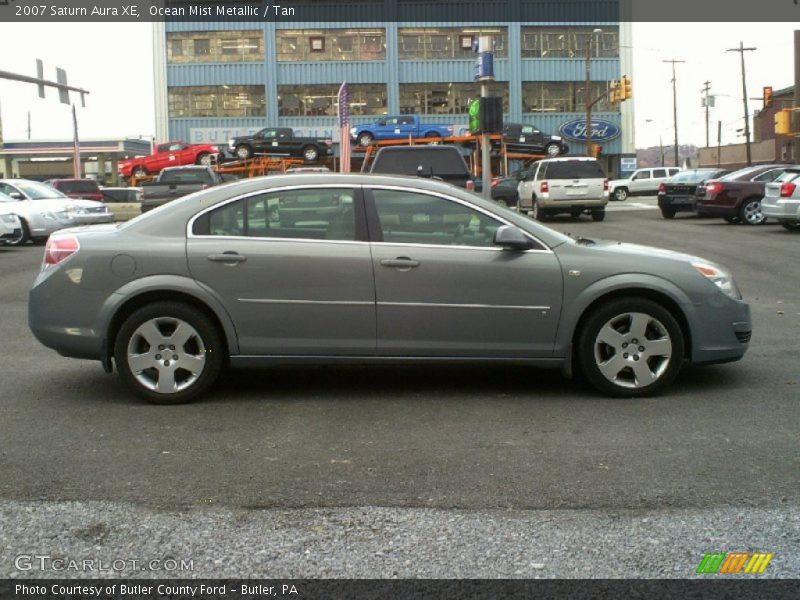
[
  {"left": 517, "top": 157, "right": 609, "bottom": 222},
  {"left": 609, "top": 167, "right": 681, "bottom": 201}
]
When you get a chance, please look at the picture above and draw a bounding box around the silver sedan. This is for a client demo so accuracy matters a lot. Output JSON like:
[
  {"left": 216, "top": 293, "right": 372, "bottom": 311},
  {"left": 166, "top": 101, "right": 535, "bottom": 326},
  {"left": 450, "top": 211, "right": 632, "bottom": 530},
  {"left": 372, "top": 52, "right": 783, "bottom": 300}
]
[{"left": 28, "top": 174, "right": 752, "bottom": 404}]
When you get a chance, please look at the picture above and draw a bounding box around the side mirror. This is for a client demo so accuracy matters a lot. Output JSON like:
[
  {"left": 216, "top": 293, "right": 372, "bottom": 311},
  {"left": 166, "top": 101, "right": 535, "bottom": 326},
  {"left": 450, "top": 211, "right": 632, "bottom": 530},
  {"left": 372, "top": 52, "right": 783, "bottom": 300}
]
[
  {"left": 515, "top": 171, "right": 525, "bottom": 181},
  {"left": 377, "top": 120, "right": 386, "bottom": 126},
  {"left": 493, "top": 225, "right": 533, "bottom": 251},
  {"left": 9, "top": 192, "right": 24, "bottom": 200}
]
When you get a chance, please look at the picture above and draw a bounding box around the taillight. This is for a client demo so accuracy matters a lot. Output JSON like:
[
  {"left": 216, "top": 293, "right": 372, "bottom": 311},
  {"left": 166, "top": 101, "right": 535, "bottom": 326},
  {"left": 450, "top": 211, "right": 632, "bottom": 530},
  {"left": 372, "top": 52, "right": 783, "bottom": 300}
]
[
  {"left": 780, "top": 182, "right": 796, "bottom": 198},
  {"left": 603, "top": 178, "right": 609, "bottom": 192},
  {"left": 706, "top": 182, "right": 722, "bottom": 194},
  {"left": 466, "top": 180, "right": 475, "bottom": 191},
  {"left": 658, "top": 183, "right": 666, "bottom": 194},
  {"left": 491, "top": 178, "right": 499, "bottom": 188},
  {"left": 43, "top": 234, "right": 80, "bottom": 269},
  {"left": 540, "top": 181, "right": 549, "bottom": 193}
]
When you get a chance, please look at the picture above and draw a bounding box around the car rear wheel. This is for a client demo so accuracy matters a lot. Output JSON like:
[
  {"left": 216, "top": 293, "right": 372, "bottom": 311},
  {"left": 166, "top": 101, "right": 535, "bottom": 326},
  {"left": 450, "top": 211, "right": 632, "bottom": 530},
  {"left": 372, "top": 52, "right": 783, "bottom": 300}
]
[
  {"left": 357, "top": 132, "right": 373, "bottom": 147},
  {"left": 613, "top": 187, "right": 629, "bottom": 202},
  {"left": 739, "top": 197, "right": 766, "bottom": 225},
  {"left": 235, "top": 145, "right": 253, "bottom": 160},
  {"left": 780, "top": 221, "right": 800, "bottom": 232},
  {"left": 577, "top": 298, "right": 685, "bottom": 397},
  {"left": 531, "top": 198, "right": 546, "bottom": 221},
  {"left": 196, "top": 152, "right": 212, "bottom": 166},
  {"left": 591, "top": 209, "right": 605, "bottom": 222},
  {"left": 302, "top": 145, "right": 320, "bottom": 162},
  {"left": 660, "top": 207, "right": 676, "bottom": 219},
  {"left": 6, "top": 219, "right": 29, "bottom": 246},
  {"left": 544, "top": 142, "right": 562, "bottom": 157},
  {"left": 132, "top": 166, "right": 147, "bottom": 179},
  {"left": 425, "top": 132, "right": 441, "bottom": 145},
  {"left": 114, "top": 302, "right": 223, "bottom": 404}
]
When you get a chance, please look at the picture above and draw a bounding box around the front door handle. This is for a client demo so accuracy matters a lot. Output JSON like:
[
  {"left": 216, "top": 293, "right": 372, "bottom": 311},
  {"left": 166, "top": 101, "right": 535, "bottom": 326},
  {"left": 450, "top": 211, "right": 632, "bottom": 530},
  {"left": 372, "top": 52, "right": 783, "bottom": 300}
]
[
  {"left": 380, "top": 257, "right": 420, "bottom": 270},
  {"left": 207, "top": 252, "right": 247, "bottom": 264}
]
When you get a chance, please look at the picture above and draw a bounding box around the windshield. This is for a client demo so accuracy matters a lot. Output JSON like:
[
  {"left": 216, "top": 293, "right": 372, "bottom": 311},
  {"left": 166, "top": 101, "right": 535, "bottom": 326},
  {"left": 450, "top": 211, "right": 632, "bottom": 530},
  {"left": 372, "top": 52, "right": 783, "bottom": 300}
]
[
  {"left": 16, "top": 181, "right": 66, "bottom": 199},
  {"left": 57, "top": 180, "right": 100, "bottom": 194},
  {"left": 669, "top": 170, "right": 720, "bottom": 183}
]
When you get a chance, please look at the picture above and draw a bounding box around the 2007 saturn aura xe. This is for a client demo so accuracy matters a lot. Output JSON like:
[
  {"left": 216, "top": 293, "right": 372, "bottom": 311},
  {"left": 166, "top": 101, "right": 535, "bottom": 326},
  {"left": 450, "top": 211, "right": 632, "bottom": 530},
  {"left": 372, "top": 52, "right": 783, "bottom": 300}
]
[{"left": 29, "top": 174, "right": 751, "bottom": 404}]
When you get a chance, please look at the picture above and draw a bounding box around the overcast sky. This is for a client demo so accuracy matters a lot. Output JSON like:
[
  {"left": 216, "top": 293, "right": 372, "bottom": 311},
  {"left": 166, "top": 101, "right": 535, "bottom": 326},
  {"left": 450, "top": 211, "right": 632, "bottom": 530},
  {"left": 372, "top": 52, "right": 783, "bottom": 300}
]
[{"left": 0, "top": 22, "right": 796, "bottom": 149}]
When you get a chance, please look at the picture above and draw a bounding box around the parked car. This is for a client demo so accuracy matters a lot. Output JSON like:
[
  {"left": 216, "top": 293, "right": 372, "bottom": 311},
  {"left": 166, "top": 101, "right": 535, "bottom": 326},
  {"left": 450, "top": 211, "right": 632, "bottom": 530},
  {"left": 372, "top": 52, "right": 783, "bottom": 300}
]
[
  {"left": 100, "top": 187, "right": 143, "bottom": 221},
  {"left": 497, "top": 123, "right": 569, "bottom": 157},
  {"left": 119, "top": 141, "right": 221, "bottom": 179},
  {"left": 28, "top": 173, "right": 751, "bottom": 404},
  {"left": 45, "top": 178, "right": 103, "bottom": 202},
  {"left": 517, "top": 157, "right": 609, "bottom": 221},
  {"left": 490, "top": 175, "right": 520, "bottom": 207},
  {"left": 285, "top": 166, "right": 331, "bottom": 174},
  {"left": 0, "top": 179, "right": 108, "bottom": 245},
  {"left": 609, "top": 167, "right": 681, "bottom": 202},
  {"left": 369, "top": 146, "right": 474, "bottom": 189},
  {"left": 762, "top": 167, "right": 800, "bottom": 231},
  {"left": 350, "top": 115, "right": 454, "bottom": 147},
  {"left": 657, "top": 169, "right": 729, "bottom": 219},
  {"left": 0, "top": 204, "right": 23, "bottom": 245},
  {"left": 694, "top": 164, "right": 788, "bottom": 226},
  {"left": 228, "top": 128, "right": 333, "bottom": 162},
  {"left": 141, "top": 167, "right": 237, "bottom": 212}
]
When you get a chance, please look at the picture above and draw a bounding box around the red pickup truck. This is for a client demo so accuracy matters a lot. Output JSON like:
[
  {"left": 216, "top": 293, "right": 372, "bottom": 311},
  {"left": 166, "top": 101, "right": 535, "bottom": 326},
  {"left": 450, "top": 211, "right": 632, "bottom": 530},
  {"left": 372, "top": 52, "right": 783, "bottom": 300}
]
[{"left": 118, "top": 141, "right": 220, "bottom": 179}]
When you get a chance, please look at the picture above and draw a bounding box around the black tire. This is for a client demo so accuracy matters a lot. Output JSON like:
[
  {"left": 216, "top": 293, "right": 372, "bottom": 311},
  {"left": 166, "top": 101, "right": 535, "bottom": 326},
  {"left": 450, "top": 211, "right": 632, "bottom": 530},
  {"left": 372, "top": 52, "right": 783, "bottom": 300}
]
[
  {"left": 613, "top": 187, "right": 629, "bottom": 202},
  {"left": 544, "top": 142, "right": 562, "bottom": 157},
  {"left": 724, "top": 216, "right": 741, "bottom": 224},
  {"left": 302, "top": 145, "right": 320, "bottom": 162},
  {"left": 570, "top": 209, "right": 583, "bottom": 219},
  {"left": 357, "top": 132, "right": 373, "bottom": 147},
  {"left": 660, "top": 207, "right": 676, "bottom": 219},
  {"left": 531, "top": 198, "right": 546, "bottom": 221},
  {"left": 591, "top": 209, "right": 606, "bottom": 222},
  {"left": 132, "top": 166, "right": 147, "bottom": 179},
  {"left": 7, "top": 219, "right": 29, "bottom": 246},
  {"left": 114, "top": 302, "right": 223, "bottom": 404},
  {"left": 738, "top": 197, "right": 766, "bottom": 226},
  {"left": 577, "top": 297, "right": 685, "bottom": 398},
  {"left": 195, "top": 152, "right": 211, "bottom": 166},
  {"left": 235, "top": 145, "right": 253, "bottom": 160},
  {"left": 780, "top": 221, "right": 800, "bottom": 232},
  {"left": 424, "top": 132, "right": 441, "bottom": 145}
]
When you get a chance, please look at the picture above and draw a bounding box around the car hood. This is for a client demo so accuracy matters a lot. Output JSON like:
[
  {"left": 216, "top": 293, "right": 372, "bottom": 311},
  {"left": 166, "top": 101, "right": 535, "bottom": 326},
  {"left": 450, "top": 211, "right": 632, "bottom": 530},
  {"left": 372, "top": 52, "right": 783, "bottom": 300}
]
[
  {"left": 608, "top": 178, "right": 632, "bottom": 186},
  {"left": 5, "top": 199, "right": 75, "bottom": 213},
  {"left": 578, "top": 239, "right": 715, "bottom": 267},
  {"left": 69, "top": 198, "right": 105, "bottom": 209}
]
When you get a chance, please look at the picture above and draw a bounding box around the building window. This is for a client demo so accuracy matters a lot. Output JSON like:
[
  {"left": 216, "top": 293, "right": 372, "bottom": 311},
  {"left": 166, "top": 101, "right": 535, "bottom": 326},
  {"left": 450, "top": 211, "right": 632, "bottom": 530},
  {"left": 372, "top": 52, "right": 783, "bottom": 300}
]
[
  {"left": 397, "top": 28, "right": 508, "bottom": 59},
  {"left": 278, "top": 84, "right": 387, "bottom": 117},
  {"left": 168, "top": 85, "right": 266, "bottom": 118},
  {"left": 521, "top": 26, "right": 619, "bottom": 58},
  {"left": 167, "top": 31, "right": 265, "bottom": 63},
  {"left": 522, "top": 82, "right": 613, "bottom": 113},
  {"left": 399, "top": 82, "right": 509, "bottom": 115},
  {"left": 276, "top": 28, "right": 386, "bottom": 61}
]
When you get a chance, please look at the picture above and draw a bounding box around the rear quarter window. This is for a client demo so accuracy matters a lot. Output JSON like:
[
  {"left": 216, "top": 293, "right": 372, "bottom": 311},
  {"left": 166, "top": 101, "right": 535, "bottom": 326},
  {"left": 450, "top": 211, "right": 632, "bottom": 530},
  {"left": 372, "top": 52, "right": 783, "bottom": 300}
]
[{"left": 775, "top": 170, "right": 800, "bottom": 183}]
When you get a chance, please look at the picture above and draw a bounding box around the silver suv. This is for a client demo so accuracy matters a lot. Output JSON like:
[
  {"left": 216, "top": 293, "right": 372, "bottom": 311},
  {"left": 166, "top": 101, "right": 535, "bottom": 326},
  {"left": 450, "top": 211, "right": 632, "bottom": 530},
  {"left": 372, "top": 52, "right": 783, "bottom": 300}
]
[
  {"left": 762, "top": 167, "right": 800, "bottom": 231},
  {"left": 609, "top": 167, "right": 681, "bottom": 202},
  {"left": 517, "top": 157, "right": 609, "bottom": 221}
]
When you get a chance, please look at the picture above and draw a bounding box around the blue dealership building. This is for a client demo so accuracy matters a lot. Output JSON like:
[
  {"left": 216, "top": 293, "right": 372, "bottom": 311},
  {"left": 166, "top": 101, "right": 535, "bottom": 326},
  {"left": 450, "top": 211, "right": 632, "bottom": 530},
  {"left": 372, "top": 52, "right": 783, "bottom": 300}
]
[{"left": 153, "top": 0, "right": 634, "bottom": 175}]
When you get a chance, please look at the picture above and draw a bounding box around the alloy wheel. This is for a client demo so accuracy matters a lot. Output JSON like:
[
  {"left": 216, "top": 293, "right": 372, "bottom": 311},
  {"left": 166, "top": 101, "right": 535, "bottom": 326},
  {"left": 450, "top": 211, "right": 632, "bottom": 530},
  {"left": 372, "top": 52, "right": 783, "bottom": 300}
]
[{"left": 741, "top": 199, "right": 765, "bottom": 225}]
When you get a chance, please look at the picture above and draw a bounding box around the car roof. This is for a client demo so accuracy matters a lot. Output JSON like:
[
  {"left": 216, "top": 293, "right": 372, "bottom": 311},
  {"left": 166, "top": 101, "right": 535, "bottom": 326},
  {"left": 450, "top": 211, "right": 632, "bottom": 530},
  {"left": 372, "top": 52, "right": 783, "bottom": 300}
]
[{"left": 536, "top": 156, "right": 599, "bottom": 163}]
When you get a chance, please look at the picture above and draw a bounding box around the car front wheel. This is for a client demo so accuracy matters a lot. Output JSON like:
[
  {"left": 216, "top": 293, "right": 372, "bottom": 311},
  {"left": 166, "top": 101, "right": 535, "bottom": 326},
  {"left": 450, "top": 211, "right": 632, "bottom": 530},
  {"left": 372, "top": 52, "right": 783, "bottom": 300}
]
[
  {"left": 544, "top": 142, "right": 562, "bottom": 157},
  {"left": 114, "top": 302, "right": 223, "bottom": 404},
  {"left": 235, "top": 145, "right": 253, "bottom": 160},
  {"left": 780, "top": 221, "right": 800, "bottom": 232},
  {"left": 577, "top": 298, "right": 685, "bottom": 397},
  {"left": 614, "top": 188, "right": 628, "bottom": 202}
]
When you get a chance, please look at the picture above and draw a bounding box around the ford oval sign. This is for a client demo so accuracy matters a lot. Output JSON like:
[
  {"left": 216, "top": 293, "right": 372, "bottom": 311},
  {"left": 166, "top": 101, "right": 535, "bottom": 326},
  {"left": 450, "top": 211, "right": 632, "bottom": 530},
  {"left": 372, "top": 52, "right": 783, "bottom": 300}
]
[{"left": 559, "top": 119, "right": 621, "bottom": 143}]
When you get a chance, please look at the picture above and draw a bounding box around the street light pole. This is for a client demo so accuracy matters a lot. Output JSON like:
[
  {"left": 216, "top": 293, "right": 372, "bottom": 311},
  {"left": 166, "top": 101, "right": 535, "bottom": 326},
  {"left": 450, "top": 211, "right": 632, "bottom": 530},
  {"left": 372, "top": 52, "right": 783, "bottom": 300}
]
[
  {"left": 663, "top": 59, "right": 685, "bottom": 167},
  {"left": 727, "top": 42, "right": 756, "bottom": 166}
]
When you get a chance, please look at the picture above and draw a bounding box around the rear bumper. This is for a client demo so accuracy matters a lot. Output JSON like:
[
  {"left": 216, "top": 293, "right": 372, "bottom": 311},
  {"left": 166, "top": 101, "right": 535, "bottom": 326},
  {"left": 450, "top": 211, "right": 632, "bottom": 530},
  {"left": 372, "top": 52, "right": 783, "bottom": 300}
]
[
  {"left": 695, "top": 202, "right": 737, "bottom": 217},
  {"left": 658, "top": 194, "right": 697, "bottom": 212},
  {"left": 762, "top": 197, "right": 800, "bottom": 221}
]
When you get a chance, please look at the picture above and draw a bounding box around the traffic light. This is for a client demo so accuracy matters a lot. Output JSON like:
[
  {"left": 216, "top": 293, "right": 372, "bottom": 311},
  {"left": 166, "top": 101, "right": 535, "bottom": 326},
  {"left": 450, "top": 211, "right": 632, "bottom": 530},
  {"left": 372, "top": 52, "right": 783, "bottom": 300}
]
[
  {"left": 589, "top": 143, "right": 602, "bottom": 158},
  {"left": 618, "top": 76, "right": 632, "bottom": 101},
  {"left": 468, "top": 97, "right": 503, "bottom": 134},
  {"left": 763, "top": 86, "right": 773, "bottom": 108},
  {"left": 468, "top": 98, "right": 480, "bottom": 134},
  {"left": 775, "top": 109, "right": 792, "bottom": 135},
  {"left": 609, "top": 80, "right": 619, "bottom": 104}
]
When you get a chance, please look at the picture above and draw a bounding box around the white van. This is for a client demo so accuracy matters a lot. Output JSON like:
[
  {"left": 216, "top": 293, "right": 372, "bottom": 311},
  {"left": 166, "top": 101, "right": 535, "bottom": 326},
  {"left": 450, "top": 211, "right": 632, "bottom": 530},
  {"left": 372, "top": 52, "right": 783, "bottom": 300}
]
[
  {"left": 609, "top": 167, "right": 681, "bottom": 201},
  {"left": 517, "top": 157, "right": 609, "bottom": 221}
]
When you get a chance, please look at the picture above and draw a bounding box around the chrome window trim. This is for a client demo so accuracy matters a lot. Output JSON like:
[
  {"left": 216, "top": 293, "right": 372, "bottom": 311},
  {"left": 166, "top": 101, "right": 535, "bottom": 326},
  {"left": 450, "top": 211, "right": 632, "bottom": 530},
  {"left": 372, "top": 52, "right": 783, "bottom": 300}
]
[{"left": 186, "top": 182, "right": 553, "bottom": 253}]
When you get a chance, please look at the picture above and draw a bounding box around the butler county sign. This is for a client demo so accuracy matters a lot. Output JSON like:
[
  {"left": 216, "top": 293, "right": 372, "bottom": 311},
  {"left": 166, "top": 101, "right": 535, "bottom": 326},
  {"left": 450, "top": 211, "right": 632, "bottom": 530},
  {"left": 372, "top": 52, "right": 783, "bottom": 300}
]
[{"left": 559, "top": 119, "right": 621, "bottom": 143}]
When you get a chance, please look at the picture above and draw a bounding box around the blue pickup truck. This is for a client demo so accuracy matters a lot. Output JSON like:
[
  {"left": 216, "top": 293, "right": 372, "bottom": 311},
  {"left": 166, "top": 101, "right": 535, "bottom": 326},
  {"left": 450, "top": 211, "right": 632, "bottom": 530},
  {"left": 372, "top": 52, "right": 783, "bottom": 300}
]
[{"left": 350, "top": 115, "right": 454, "bottom": 146}]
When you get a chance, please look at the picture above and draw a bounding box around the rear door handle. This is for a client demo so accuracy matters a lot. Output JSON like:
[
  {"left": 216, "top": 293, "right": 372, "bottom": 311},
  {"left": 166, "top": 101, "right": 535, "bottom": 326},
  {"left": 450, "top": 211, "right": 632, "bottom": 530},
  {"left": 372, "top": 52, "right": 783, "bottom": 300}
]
[
  {"left": 380, "top": 257, "right": 420, "bottom": 269},
  {"left": 207, "top": 252, "right": 247, "bottom": 264}
]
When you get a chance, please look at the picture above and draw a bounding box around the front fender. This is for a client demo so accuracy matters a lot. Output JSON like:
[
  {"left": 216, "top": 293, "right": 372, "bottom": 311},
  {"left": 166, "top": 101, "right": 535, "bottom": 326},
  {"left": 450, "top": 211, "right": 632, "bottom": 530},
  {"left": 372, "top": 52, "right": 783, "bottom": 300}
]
[
  {"left": 554, "top": 272, "right": 698, "bottom": 357},
  {"left": 97, "top": 274, "right": 240, "bottom": 356}
]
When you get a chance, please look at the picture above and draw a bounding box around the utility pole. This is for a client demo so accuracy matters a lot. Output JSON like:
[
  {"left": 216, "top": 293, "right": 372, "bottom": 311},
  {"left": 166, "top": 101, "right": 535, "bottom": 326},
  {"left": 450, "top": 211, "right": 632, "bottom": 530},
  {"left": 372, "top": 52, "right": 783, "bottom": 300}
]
[
  {"left": 27, "top": 111, "right": 31, "bottom": 140},
  {"left": 717, "top": 120, "right": 722, "bottom": 168},
  {"left": 701, "top": 80, "right": 711, "bottom": 148},
  {"left": 584, "top": 28, "right": 603, "bottom": 157},
  {"left": 726, "top": 42, "right": 756, "bottom": 166},
  {"left": 663, "top": 59, "right": 685, "bottom": 167}
]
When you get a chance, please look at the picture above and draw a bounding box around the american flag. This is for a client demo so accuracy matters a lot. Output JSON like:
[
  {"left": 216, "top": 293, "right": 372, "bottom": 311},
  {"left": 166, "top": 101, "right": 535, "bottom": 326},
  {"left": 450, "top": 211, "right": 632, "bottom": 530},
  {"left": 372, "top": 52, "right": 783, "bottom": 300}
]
[
  {"left": 337, "top": 81, "right": 351, "bottom": 173},
  {"left": 72, "top": 104, "right": 81, "bottom": 178}
]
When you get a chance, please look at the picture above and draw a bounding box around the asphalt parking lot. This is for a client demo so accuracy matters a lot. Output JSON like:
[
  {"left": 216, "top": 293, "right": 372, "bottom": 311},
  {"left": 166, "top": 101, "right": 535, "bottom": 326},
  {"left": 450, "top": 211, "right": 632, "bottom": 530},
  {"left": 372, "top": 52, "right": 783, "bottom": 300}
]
[{"left": 1, "top": 202, "right": 798, "bottom": 578}]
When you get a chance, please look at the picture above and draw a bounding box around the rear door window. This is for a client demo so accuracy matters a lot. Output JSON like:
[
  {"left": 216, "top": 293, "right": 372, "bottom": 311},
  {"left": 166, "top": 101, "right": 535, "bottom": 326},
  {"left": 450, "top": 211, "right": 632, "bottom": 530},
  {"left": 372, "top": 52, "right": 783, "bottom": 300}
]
[
  {"left": 653, "top": 169, "right": 667, "bottom": 178},
  {"left": 544, "top": 161, "right": 605, "bottom": 180}
]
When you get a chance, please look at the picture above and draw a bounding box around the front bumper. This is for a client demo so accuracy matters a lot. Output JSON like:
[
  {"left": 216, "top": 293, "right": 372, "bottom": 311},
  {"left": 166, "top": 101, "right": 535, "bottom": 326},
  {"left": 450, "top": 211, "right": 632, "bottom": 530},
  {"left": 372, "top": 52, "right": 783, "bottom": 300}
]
[
  {"left": 73, "top": 213, "right": 114, "bottom": 225},
  {"left": 689, "top": 293, "right": 751, "bottom": 365},
  {"left": 1, "top": 227, "right": 22, "bottom": 244}
]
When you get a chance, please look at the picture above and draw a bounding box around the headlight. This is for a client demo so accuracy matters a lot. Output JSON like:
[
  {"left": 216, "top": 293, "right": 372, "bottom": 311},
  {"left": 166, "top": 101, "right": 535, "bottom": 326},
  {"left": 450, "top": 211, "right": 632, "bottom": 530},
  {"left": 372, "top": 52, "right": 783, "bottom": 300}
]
[
  {"left": 692, "top": 262, "right": 741, "bottom": 299},
  {"left": 227, "top": 139, "right": 235, "bottom": 148},
  {"left": 551, "top": 135, "right": 562, "bottom": 141},
  {"left": 210, "top": 146, "right": 219, "bottom": 152},
  {"left": 350, "top": 127, "right": 357, "bottom": 135}
]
